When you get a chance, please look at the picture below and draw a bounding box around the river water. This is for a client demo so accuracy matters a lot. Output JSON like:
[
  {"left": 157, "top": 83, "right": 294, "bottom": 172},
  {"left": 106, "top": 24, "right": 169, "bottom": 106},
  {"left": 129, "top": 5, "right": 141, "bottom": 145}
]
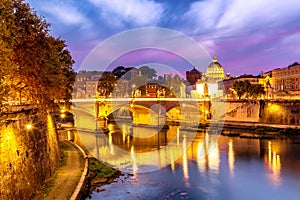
[{"left": 86, "top": 122, "right": 300, "bottom": 200}]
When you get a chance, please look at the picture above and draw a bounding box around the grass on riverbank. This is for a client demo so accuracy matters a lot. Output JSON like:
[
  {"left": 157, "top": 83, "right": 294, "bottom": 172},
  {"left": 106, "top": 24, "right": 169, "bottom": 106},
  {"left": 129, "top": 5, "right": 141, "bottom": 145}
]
[{"left": 83, "top": 157, "right": 122, "bottom": 198}]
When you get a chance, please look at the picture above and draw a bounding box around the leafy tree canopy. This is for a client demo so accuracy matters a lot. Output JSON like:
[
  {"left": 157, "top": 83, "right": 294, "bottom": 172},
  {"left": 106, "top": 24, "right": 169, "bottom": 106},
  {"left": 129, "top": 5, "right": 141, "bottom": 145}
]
[
  {"left": 232, "top": 80, "right": 265, "bottom": 99},
  {"left": 139, "top": 66, "right": 157, "bottom": 79},
  {"left": 0, "top": 0, "right": 75, "bottom": 111}
]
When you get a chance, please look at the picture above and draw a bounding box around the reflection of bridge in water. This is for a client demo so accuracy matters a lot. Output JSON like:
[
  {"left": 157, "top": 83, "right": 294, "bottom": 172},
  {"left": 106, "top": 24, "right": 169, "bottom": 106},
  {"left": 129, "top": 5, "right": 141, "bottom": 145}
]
[
  {"left": 71, "top": 98, "right": 213, "bottom": 129},
  {"left": 70, "top": 97, "right": 226, "bottom": 173}
]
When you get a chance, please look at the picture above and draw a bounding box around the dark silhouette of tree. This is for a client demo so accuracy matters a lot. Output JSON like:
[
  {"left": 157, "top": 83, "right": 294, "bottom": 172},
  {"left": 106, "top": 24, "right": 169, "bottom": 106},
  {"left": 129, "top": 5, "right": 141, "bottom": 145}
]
[
  {"left": 232, "top": 81, "right": 247, "bottom": 99},
  {"left": 97, "top": 72, "right": 116, "bottom": 97},
  {"left": 232, "top": 80, "right": 265, "bottom": 99},
  {"left": 112, "top": 66, "right": 126, "bottom": 78},
  {"left": 249, "top": 84, "right": 266, "bottom": 99},
  {"left": 139, "top": 66, "right": 157, "bottom": 79}
]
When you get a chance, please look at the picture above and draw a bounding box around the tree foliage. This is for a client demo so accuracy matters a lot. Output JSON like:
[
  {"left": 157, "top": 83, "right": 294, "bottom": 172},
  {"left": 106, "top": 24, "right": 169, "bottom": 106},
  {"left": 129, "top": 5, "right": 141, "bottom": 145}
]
[
  {"left": 164, "top": 74, "right": 185, "bottom": 97},
  {"left": 0, "top": 0, "right": 75, "bottom": 109},
  {"left": 97, "top": 72, "right": 117, "bottom": 97},
  {"left": 139, "top": 66, "right": 157, "bottom": 79},
  {"left": 232, "top": 80, "right": 265, "bottom": 99}
]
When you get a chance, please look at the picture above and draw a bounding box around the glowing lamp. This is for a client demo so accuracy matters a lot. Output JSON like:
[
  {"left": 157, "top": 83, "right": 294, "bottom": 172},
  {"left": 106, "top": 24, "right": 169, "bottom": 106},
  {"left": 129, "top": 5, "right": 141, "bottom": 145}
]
[{"left": 26, "top": 124, "right": 32, "bottom": 130}]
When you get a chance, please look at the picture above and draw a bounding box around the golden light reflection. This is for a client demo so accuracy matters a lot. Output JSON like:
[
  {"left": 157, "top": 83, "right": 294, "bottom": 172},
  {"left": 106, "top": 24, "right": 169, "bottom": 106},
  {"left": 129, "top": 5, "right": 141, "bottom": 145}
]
[
  {"left": 122, "top": 132, "right": 126, "bottom": 143},
  {"left": 176, "top": 128, "right": 180, "bottom": 145},
  {"left": 266, "top": 141, "right": 281, "bottom": 186},
  {"left": 108, "top": 132, "right": 114, "bottom": 155},
  {"left": 197, "top": 141, "right": 206, "bottom": 172},
  {"left": 171, "top": 160, "right": 175, "bottom": 173},
  {"left": 182, "top": 135, "right": 190, "bottom": 187},
  {"left": 228, "top": 139, "right": 235, "bottom": 176},
  {"left": 208, "top": 142, "right": 220, "bottom": 174},
  {"left": 131, "top": 146, "right": 138, "bottom": 174}
]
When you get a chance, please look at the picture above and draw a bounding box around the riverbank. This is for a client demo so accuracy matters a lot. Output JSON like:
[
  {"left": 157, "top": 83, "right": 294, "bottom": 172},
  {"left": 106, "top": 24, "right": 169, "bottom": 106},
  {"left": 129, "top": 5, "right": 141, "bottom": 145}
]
[
  {"left": 82, "top": 157, "right": 122, "bottom": 199},
  {"left": 209, "top": 120, "right": 300, "bottom": 140}
]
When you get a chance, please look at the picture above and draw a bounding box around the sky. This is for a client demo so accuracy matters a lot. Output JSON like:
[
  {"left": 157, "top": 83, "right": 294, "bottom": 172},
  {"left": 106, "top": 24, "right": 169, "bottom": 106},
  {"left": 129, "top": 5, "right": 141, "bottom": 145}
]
[{"left": 26, "top": 0, "right": 300, "bottom": 76}]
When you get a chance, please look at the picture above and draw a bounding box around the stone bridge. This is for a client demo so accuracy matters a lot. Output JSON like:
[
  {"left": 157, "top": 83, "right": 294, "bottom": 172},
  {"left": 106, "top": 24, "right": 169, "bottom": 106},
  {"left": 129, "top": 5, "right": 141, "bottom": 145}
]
[{"left": 71, "top": 98, "right": 212, "bottom": 128}]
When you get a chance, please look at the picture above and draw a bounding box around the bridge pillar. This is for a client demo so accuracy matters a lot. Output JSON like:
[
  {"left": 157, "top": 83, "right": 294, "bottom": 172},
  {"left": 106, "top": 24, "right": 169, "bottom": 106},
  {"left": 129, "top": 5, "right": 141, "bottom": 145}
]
[{"left": 98, "top": 116, "right": 108, "bottom": 128}]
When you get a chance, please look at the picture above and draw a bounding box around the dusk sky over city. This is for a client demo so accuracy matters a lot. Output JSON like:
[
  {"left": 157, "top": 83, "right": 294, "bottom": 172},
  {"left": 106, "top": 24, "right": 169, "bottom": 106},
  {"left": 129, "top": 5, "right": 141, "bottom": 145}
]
[{"left": 26, "top": 0, "right": 300, "bottom": 76}]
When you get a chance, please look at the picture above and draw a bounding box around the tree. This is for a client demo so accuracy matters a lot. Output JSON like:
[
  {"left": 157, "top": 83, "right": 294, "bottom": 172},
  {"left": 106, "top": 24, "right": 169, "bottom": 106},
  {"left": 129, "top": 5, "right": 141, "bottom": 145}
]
[
  {"left": 97, "top": 72, "right": 116, "bottom": 97},
  {"left": 112, "top": 66, "right": 126, "bottom": 78},
  {"left": 232, "top": 80, "right": 265, "bottom": 100},
  {"left": 164, "top": 74, "right": 185, "bottom": 97},
  {"left": 249, "top": 84, "right": 266, "bottom": 99},
  {"left": 0, "top": 0, "right": 75, "bottom": 111},
  {"left": 232, "top": 81, "right": 247, "bottom": 99},
  {"left": 139, "top": 66, "right": 157, "bottom": 79}
]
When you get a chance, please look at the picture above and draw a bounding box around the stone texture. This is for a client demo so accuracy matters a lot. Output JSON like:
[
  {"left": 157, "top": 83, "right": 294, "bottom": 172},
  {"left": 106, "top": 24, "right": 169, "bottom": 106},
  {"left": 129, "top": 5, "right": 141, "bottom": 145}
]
[{"left": 0, "top": 111, "right": 60, "bottom": 200}]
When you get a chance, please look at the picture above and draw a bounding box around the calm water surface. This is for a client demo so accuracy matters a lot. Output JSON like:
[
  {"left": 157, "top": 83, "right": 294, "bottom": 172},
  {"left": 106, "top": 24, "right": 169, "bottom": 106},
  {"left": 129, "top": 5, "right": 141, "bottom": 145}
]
[{"left": 87, "top": 122, "right": 300, "bottom": 200}]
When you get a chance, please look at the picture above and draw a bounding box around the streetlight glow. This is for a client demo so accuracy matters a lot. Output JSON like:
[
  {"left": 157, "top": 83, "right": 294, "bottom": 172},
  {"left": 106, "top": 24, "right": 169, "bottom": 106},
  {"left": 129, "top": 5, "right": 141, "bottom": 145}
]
[{"left": 26, "top": 124, "right": 32, "bottom": 130}]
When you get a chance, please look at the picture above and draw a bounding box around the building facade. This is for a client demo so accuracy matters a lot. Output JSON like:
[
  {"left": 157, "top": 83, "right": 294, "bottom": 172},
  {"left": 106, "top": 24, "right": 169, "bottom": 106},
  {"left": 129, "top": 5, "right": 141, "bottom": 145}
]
[
  {"left": 186, "top": 67, "right": 202, "bottom": 85},
  {"left": 272, "top": 62, "right": 300, "bottom": 99},
  {"left": 206, "top": 56, "right": 225, "bottom": 80}
]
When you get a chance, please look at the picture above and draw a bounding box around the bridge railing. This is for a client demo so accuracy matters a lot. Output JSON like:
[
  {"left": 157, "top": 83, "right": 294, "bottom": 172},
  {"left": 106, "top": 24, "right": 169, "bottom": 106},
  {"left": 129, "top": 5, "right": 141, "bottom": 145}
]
[{"left": 72, "top": 97, "right": 211, "bottom": 103}]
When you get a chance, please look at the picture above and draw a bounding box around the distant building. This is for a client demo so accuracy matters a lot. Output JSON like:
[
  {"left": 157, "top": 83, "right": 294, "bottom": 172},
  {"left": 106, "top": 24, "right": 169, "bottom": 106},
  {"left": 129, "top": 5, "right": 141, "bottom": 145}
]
[
  {"left": 195, "top": 78, "right": 208, "bottom": 97},
  {"left": 73, "top": 70, "right": 103, "bottom": 98},
  {"left": 206, "top": 56, "right": 225, "bottom": 80},
  {"left": 186, "top": 67, "right": 202, "bottom": 85},
  {"left": 191, "top": 56, "right": 225, "bottom": 98},
  {"left": 206, "top": 56, "right": 225, "bottom": 97},
  {"left": 272, "top": 62, "right": 300, "bottom": 99},
  {"left": 145, "top": 81, "right": 166, "bottom": 98},
  {"left": 259, "top": 71, "right": 273, "bottom": 99},
  {"left": 85, "top": 79, "right": 99, "bottom": 98}
]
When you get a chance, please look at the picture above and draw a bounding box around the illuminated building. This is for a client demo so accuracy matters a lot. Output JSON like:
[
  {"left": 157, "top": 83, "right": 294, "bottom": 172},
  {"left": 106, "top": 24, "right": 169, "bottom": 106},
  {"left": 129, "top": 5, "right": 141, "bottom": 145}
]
[
  {"left": 195, "top": 78, "right": 208, "bottom": 97},
  {"left": 206, "top": 56, "right": 225, "bottom": 80},
  {"left": 205, "top": 56, "right": 225, "bottom": 97},
  {"left": 272, "top": 62, "right": 300, "bottom": 99},
  {"left": 186, "top": 67, "right": 202, "bottom": 85}
]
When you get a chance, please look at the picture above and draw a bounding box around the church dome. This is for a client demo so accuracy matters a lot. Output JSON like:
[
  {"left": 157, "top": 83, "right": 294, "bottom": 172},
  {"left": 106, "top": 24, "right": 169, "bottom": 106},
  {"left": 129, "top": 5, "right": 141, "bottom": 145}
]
[{"left": 206, "top": 56, "right": 224, "bottom": 80}]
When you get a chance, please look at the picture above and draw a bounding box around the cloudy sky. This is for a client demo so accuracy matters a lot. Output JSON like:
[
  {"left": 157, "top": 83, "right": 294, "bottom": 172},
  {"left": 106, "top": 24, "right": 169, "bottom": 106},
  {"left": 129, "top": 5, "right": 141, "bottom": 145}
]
[{"left": 26, "top": 0, "right": 300, "bottom": 76}]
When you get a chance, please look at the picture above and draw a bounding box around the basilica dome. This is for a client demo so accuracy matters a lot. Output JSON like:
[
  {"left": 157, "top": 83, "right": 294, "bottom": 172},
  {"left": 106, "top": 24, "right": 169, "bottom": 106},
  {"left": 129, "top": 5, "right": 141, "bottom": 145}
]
[{"left": 206, "top": 56, "right": 224, "bottom": 80}]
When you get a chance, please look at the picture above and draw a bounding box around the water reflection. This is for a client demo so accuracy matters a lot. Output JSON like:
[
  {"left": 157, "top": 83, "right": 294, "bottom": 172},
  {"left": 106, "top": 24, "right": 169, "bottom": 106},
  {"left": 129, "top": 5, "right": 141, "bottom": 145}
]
[
  {"left": 86, "top": 123, "right": 300, "bottom": 200},
  {"left": 228, "top": 139, "right": 235, "bottom": 176},
  {"left": 266, "top": 141, "right": 281, "bottom": 186},
  {"left": 182, "top": 135, "right": 189, "bottom": 187}
]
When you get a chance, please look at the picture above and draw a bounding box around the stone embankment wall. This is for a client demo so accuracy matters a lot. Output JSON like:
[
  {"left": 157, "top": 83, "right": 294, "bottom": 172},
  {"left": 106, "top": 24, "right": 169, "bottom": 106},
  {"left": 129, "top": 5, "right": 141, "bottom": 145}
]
[
  {"left": 224, "top": 100, "right": 300, "bottom": 125},
  {"left": 224, "top": 100, "right": 260, "bottom": 122},
  {"left": 0, "top": 110, "right": 60, "bottom": 200},
  {"left": 259, "top": 100, "right": 300, "bottom": 125}
]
